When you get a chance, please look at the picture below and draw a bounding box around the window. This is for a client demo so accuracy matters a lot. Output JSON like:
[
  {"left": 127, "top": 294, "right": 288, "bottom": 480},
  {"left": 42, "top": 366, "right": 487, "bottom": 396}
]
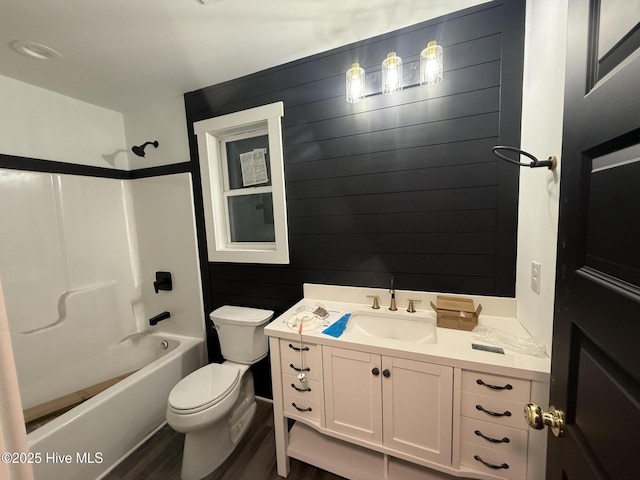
[{"left": 195, "top": 102, "right": 289, "bottom": 263}]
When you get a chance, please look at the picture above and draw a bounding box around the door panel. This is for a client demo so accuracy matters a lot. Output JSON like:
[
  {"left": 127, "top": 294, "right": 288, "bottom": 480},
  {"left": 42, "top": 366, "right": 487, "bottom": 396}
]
[
  {"left": 381, "top": 357, "right": 453, "bottom": 463},
  {"left": 323, "top": 346, "right": 382, "bottom": 442},
  {"left": 549, "top": 0, "right": 640, "bottom": 478},
  {"left": 573, "top": 340, "right": 640, "bottom": 480}
]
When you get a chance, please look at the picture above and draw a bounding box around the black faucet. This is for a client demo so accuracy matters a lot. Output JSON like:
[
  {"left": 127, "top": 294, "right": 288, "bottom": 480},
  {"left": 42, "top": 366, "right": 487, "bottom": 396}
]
[{"left": 149, "top": 311, "right": 171, "bottom": 326}]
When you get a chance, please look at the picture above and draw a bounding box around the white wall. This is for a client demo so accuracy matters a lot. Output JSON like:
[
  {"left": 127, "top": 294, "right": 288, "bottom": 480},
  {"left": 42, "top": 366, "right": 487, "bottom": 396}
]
[
  {"left": 0, "top": 75, "right": 129, "bottom": 169},
  {"left": 123, "top": 95, "right": 191, "bottom": 169},
  {"left": 516, "top": 0, "right": 569, "bottom": 354}
]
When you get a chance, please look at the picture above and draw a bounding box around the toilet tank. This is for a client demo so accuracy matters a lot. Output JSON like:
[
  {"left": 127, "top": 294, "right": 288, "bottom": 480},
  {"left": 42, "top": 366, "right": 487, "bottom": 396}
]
[{"left": 210, "top": 306, "right": 274, "bottom": 364}]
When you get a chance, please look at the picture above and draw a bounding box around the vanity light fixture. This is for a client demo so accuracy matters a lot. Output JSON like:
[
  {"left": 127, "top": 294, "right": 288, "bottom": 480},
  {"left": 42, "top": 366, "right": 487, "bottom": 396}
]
[
  {"left": 345, "top": 63, "right": 366, "bottom": 104},
  {"left": 345, "top": 43, "right": 445, "bottom": 103},
  {"left": 381, "top": 52, "right": 403, "bottom": 95},
  {"left": 420, "top": 41, "right": 444, "bottom": 86}
]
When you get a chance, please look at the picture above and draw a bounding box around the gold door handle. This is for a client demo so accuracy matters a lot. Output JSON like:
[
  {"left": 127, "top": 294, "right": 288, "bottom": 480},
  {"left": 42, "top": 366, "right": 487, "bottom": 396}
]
[{"left": 524, "top": 403, "right": 565, "bottom": 437}]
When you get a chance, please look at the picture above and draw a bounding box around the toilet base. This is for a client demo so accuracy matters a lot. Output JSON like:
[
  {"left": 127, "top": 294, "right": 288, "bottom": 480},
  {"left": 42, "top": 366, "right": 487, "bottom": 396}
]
[{"left": 180, "top": 400, "right": 257, "bottom": 480}]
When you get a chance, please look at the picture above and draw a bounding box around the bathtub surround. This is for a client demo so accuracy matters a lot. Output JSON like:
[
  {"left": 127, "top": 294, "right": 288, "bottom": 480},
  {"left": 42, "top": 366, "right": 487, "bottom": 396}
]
[
  {"left": 129, "top": 174, "right": 204, "bottom": 340},
  {"left": 1, "top": 80, "right": 204, "bottom": 406},
  {"left": 0, "top": 164, "right": 205, "bottom": 409},
  {"left": 0, "top": 155, "right": 205, "bottom": 478},
  {"left": 1, "top": 76, "right": 205, "bottom": 480}
]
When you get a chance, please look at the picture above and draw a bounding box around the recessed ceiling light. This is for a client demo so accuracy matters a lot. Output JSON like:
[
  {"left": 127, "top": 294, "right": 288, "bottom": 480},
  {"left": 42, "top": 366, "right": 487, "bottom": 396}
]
[{"left": 10, "top": 40, "right": 62, "bottom": 60}]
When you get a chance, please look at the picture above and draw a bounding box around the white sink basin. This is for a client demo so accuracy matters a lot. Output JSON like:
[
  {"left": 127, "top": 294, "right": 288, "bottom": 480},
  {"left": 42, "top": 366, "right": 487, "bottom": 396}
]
[{"left": 344, "top": 311, "right": 437, "bottom": 344}]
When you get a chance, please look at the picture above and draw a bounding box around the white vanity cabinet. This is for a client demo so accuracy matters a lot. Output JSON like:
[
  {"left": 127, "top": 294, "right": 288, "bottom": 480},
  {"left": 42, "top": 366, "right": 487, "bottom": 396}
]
[
  {"left": 457, "top": 370, "right": 531, "bottom": 480},
  {"left": 266, "top": 292, "right": 550, "bottom": 480},
  {"left": 323, "top": 346, "right": 453, "bottom": 465}
]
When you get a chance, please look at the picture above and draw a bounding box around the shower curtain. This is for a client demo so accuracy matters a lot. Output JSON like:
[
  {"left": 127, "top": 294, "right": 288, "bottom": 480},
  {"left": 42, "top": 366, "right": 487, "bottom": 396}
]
[{"left": 0, "top": 278, "right": 34, "bottom": 480}]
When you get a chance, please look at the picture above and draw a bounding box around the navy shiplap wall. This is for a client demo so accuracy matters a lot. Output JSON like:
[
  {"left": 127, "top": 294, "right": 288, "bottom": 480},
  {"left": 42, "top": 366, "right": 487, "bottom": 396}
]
[{"left": 186, "top": 1, "right": 524, "bottom": 369}]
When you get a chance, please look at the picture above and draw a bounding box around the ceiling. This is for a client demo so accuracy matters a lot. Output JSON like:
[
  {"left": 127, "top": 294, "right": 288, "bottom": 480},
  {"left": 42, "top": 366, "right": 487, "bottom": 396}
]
[{"left": 1, "top": 0, "right": 487, "bottom": 113}]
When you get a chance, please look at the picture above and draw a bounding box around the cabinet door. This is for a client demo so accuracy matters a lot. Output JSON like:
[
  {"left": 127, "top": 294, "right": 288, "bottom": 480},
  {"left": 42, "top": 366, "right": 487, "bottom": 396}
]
[
  {"left": 382, "top": 356, "right": 453, "bottom": 464},
  {"left": 323, "top": 346, "right": 383, "bottom": 443}
]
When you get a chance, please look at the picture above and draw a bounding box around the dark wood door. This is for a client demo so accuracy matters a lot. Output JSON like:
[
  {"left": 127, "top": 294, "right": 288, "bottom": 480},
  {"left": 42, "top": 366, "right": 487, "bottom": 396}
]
[{"left": 545, "top": 1, "right": 640, "bottom": 479}]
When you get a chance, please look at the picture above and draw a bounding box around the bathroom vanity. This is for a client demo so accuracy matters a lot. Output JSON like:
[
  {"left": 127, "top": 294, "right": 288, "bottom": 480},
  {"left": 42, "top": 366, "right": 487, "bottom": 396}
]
[{"left": 265, "top": 284, "right": 550, "bottom": 480}]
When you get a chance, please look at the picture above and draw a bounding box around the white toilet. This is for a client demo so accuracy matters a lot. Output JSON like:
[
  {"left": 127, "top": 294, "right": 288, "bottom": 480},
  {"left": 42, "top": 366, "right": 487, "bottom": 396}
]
[{"left": 166, "top": 305, "right": 273, "bottom": 480}]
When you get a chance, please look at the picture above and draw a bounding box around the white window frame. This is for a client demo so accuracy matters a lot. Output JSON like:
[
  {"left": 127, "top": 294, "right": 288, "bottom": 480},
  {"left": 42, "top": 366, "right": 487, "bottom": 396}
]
[{"left": 195, "top": 102, "right": 289, "bottom": 264}]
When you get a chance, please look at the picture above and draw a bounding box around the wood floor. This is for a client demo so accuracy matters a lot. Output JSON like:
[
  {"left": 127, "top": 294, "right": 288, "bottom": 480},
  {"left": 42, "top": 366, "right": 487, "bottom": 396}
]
[{"left": 104, "top": 399, "right": 344, "bottom": 480}]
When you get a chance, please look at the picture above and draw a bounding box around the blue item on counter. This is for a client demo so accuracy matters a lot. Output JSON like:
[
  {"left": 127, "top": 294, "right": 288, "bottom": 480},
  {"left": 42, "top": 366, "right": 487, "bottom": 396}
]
[{"left": 322, "top": 313, "right": 351, "bottom": 338}]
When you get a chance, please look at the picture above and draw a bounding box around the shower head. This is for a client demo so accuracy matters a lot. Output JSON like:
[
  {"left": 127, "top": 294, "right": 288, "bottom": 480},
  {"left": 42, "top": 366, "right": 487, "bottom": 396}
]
[{"left": 131, "top": 140, "right": 159, "bottom": 158}]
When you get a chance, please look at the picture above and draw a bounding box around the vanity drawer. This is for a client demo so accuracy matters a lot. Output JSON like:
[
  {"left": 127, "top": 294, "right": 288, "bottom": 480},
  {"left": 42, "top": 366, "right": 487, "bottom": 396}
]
[
  {"left": 280, "top": 339, "right": 322, "bottom": 381},
  {"left": 282, "top": 373, "right": 322, "bottom": 403},
  {"left": 460, "top": 416, "right": 527, "bottom": 456},
  {"left": 460, "top": 441, "right": 526, "bottom": 480},
  {"left": 283, "top": 392, "right": 322, "bottom": 422},
  {"left": 280, "top": 340, "right": 322, "bottom": 380},
  {"left": 461, "top": 370, "right": 530, "bottom": 403},
  {"left": 461, "top": 392, "right": 526, "bottom": 430}
]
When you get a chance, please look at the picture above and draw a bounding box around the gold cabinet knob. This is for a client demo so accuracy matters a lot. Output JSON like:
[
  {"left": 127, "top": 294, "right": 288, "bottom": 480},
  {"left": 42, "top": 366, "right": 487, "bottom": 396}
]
[{"left": 524, "top": 403, "right": 565, "bottom": 437}]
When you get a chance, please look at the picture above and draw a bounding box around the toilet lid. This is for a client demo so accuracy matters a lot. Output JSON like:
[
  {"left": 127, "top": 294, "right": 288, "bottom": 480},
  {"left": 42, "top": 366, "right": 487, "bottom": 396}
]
[{"left": 168, "top": 363, "right": 240, "bottom": 412}]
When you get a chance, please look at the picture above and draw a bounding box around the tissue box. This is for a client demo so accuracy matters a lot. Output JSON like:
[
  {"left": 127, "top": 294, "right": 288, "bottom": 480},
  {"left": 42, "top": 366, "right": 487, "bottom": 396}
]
[{"left": 430, "top": 295, "right": 482, "bottom": 331}]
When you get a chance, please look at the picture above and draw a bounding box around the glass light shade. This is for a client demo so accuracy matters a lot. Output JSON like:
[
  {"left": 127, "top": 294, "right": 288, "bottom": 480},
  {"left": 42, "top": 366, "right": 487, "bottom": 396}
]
[
  {"left": 346, "top": 63, "right": 365, "bottom": 103},
  {"left": 420, "top": 41, "right": 443, "bottom": 86},
  {"left": 382, "top": 52, "right": 403, "bottom": 95}
]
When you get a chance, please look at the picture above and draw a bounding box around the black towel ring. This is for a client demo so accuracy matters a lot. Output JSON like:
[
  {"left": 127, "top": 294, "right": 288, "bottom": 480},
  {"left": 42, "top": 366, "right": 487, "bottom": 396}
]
[{"left": 492, "top": 146, "right": 557, "bottom": 170}]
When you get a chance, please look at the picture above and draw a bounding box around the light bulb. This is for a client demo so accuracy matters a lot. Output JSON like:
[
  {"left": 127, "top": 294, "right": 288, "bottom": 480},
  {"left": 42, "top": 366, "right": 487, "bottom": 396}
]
[
  {"left": 420, "top": 41, "right": 443, "bottom": 86},
  {"left": 346, "top": 63, "right": 365, "bottom": 103},
  {"left": 382, "top": 52, "right": 403, "bottom": 95}
]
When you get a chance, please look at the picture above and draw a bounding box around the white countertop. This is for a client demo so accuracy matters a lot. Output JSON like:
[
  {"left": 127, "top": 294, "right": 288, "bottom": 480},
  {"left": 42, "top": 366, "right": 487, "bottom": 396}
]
[{"left": 265, "top": 287, "right": 551, "bottom": 382}]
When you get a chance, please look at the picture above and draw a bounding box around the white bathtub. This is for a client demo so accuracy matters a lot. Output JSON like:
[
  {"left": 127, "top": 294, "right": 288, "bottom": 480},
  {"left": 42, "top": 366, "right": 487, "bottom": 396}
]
[{"left": 27, "top": 332, "right": 204, "bottom": 480}]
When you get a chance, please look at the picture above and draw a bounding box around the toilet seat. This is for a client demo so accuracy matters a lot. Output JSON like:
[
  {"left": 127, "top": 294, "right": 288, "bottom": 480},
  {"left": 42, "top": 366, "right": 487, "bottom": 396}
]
[{"left": 168, "top": 363, "right": 240, "bottom": 414}]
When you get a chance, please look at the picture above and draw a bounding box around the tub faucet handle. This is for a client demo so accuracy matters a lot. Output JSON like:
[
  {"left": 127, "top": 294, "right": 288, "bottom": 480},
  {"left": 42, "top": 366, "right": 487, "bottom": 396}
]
[
  {"left": 154, "top": 271, "right": 172, "bottom": 293},
  {"left": 366, "top": 295, "right": 380, "bottom": 309}
]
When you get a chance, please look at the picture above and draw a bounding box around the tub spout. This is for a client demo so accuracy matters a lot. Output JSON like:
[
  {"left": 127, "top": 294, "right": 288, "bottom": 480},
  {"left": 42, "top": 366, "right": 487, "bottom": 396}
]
[{"left": 149, "top": 311, "right": 171, "bottom": 326}]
